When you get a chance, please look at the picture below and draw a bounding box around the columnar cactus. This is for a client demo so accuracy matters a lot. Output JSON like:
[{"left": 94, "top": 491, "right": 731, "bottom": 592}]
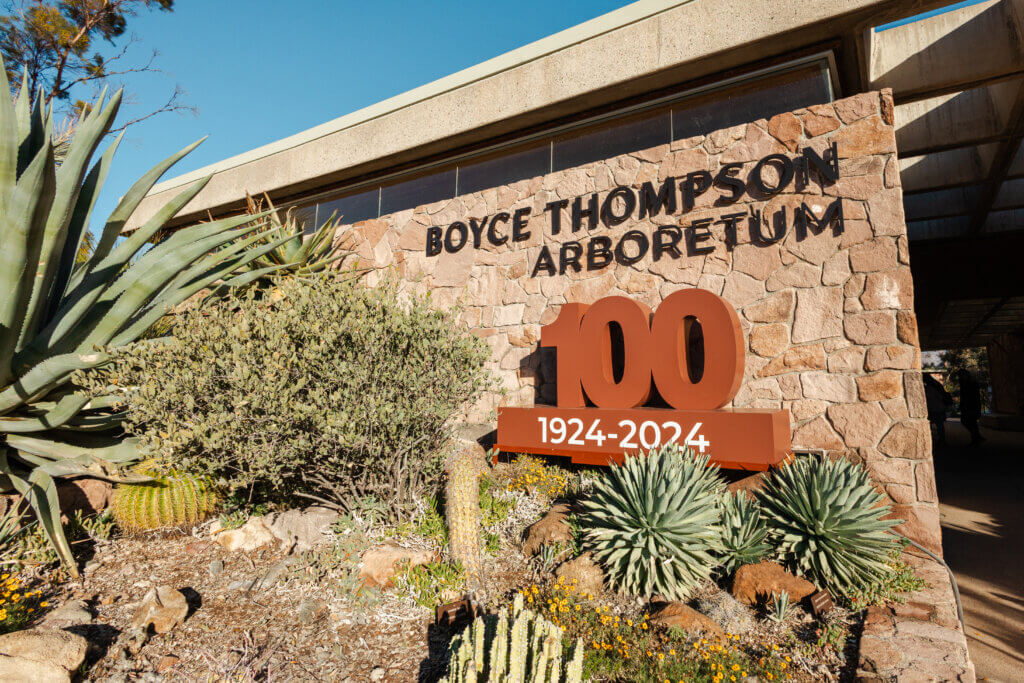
[
  {"left": 112, "top": 465, "right": 219, "bottom": 531},
  {"left": 445, "top": 445, "right": 485, "bottom": 582},
  {"left": 442, "top": 593, "right": 584, "bottom": 683}
]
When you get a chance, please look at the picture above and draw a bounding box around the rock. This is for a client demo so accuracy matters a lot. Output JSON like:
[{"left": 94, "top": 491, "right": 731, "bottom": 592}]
[
  {"left": 254, "top": 559, "right": 292, "bottom": 591},
  {"left": 297, "top": 598, "right": 328, "bottom": 625},
  {"left": 156, "top": 655, "right": 179, "bottom": 673},
  {"left": 227, "top": 579, "right": 256, "bottom": 592},
  {"left": 358, "top": 545, "right": 437, "bottom": 588},
  {"left": 0, "top": 628, "right": 88, "bottom": 680},
  {"left": 370, "top": 667, "right": 386, "bottom": 681},
  {"left": 40, "top": 600, "right": 93, "bottom": 629},
  {"left": 208, "top": 559, "right": 223, "bottom": 577},
  {"left": 214, "top": 517, "right": 275, "bottom": 552},
  {"left": 649, "top": 602, "right": 725, "bottom": 637},
  {"left": 522, "top": 503, "right": 572, "bottom": 556},
  {"left": 554, "top": 553, "right": 604, "bottom": 594},
  {"left": 731, "top": 561, "right": 817, "bottom": 606},
  {"left": 695, "top": 591, "right": 757, "bottom": 635},
  {"left": 726, "top": 473, "right": 765, "bottom": 497},
  {"left": 131, "top": 586, "right": 190, "bottom": 634},
  {"left": 262, "top": 506, "right": 340, "bottom": 552},
  {"left": 55, "top": 478, "right": 112, "bottom": 518}
]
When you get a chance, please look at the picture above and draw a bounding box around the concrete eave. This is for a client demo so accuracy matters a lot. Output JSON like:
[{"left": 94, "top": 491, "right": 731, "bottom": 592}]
[{"left": 128, "top": 0, "right": 953, "bottom": 230}]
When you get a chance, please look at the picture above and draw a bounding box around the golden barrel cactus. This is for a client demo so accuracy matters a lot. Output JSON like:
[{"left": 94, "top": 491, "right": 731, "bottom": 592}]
[
  {"left": 112, "top": 465, "right": 219, "bottom": 531},
  {"left": 445, "top": 445, "right": 485, "bottom": 581}
]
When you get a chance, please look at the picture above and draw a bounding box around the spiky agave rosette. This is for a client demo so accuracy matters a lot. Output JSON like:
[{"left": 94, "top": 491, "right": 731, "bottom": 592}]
[
  {"left": 580, "top": 444, "right": 725, "bottom": 601},
  {"left": 756, "top": 454, "right": 900, "bottom": 596},
  {"left": 717, "top": 489, "right": 771, "bottom": 575}
]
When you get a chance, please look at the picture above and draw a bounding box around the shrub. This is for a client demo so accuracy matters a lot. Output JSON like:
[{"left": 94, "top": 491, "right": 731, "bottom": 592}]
[
  {"left": 85, "top": 274, "right": 493, "bottom": 521},
  {"left": 579, "top": 444, "right": 724, "bottom": 601},
  {"left": 717, "top": 490, "right": 770, "bottom": 575},
  {"left": 757, "top": 454, "right": 900, "bottom": 597}
]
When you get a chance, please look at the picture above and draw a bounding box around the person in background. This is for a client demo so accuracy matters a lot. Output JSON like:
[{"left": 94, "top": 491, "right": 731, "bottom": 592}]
[
  {"left": 957, "top": 369, "right": 985, "bottom": 446},
  {"left": 923, "top": 373, "right": 952, "bottom": 448}
]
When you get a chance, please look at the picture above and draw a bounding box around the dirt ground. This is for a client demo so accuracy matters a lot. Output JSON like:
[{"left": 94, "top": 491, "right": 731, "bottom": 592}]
[{"left": 934, "top": 419, "right": 1024, "bottom": 683}]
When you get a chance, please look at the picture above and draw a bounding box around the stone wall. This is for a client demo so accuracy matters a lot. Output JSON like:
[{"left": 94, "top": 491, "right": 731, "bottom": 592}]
[{"left": 340, "top": 89, "right": 940, "bottom": 553}]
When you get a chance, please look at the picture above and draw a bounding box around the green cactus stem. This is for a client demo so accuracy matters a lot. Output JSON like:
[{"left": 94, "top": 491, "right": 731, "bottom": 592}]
[
  {"left": 445, "top": 445, "right": 485, "bottom": 583},
  {"left": 112, "top": 464, "right": 219, "bottom": 531}
]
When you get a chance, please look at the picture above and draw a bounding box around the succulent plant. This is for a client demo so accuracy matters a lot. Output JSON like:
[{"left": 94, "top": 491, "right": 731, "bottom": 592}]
[
  {"left": 580, "top": 444, "right": 725, "bottom": 601},
  {"left": 238, "top": 193, "right": 356, "bottom": 281},
  {"left": 717, "top": 490, "right": 771, "bottom": 575},
  {"left": 112, "top": 464, "right": 219, "bottom": 531},
  {"left": 0, "top": 60, "right": 283, "bottom": 575},
  {"left": 756, "top": 454, "right": 900, "bottom": 597},
  {"left": 445, "top": 445, "right": 485, "bottom": 583},
  {"left": 441, "top": 593, "right": 584, "bottom": 683}
]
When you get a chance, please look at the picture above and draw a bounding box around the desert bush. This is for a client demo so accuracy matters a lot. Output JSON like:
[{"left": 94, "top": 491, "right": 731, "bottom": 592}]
[{"left": 83, "top": 274, "right": 493, "bottom": 521}]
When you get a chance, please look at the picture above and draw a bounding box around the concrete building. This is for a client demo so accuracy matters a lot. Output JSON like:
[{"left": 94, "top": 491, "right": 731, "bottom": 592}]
[{"left": 130, "top": 2, "right": 1024, "bottom": 678}]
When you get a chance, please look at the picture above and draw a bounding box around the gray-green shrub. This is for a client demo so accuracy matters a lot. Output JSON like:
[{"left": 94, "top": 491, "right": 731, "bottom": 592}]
[{"left": 81, "top": 274, "right": 493, "bottom": 521}]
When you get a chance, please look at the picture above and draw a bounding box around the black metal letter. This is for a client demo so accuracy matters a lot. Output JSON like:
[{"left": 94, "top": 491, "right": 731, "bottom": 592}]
[
  {"left": 615, "top": 230, "right": 650, "bottom": 265},
  {"left": 531, "top": 245, "right": 556, "bottom": 277},
  {"left": 587, "top": 236, "right": 613, "bottom": 270},
  {"left": 512, "top": 207, "right": 532, "bottom": 242},
  {"left": 681, "top": 171, "right": 712, "bottom": 212},
  {"left": 572, "top": 193, "right": 599, "bottom": 232},
  {"left": 425, "top": 226, "right": 442, "bottom": 256},
  {"left": 444, "top": 222, "right": 468, "bottom": 252},
  {"left": 545, "top": 199, "right": 569, "bottom": 236},
  {"left": 653, "top": 226, "right": 682, "bottom": 260}
]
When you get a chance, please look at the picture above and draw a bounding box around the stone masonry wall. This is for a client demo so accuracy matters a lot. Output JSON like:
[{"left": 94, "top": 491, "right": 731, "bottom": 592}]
[{"left": 338, "top": 89, "right": 941, "bottom": 553}]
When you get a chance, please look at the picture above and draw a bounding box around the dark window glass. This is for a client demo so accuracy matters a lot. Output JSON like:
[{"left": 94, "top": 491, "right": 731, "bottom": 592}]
[
  {"left": 552, "top": 110, "right": 670, "bottom": 172},
  {"left": 380, "top": 167, "right": 456, "bottom": 216},
  {"left": 673, "top": 66, "right": 832, "bottom": 140},
  {"left": 457, "top": 142, "right": 550, "bottom": 195},
  {"left": 313, "top": 188, "right": 380, "bottom": 227}
]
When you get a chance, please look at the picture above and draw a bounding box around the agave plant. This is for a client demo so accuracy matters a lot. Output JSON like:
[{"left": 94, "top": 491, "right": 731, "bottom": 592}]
[
  {"left": 580, "top": 444, "right": 725, "bottom": 601},
  {"left": 756, "top": 454, "right": 900, "bottom": 597},
  {"left": 0, "top": 64, "right": 287, "bottom": 575},
  {"left": 238, "top": 193, "right": 354, "bottom": 280},
  {"left": 717, "top": 489, "right": 771, "bottom": 575}
]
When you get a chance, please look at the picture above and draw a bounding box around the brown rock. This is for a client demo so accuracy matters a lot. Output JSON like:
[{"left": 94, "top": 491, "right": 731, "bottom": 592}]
[
  {"left": 888, "top": 504, "right": 942, "bottom": 556},
  {"left": 822, "top": 252, "right": 851, "bottom": 286},
  {"left": 801, "top": 109, "right": 841, "bottom": 137},
  {"left": 131, "top": 586, "right": 190, "bottom": 634},
  {"left": 880, "top": 89, "right": 895, "bottom": 126},
  {"left": 861, "top": 270, "right": 914, "bottom": 310},
  {"left": 867, "top": 189, "right": 906, "bottom": 236},
  {"left": 56, "top": 478, "right": 112, "bottom": 518},
  {"left": 905, "top": 372, "right": 927, "bottom": 418},
  {"left": 744, "top": 290, "right": 794, "bottom": 323},
  {"left": 733, "top": 243, "right": 783, "bottom": 280},
  {"left": 727, "top": 472, "right": 766, "bottom": 497},
  {"left": 915, "top": 461, "right": 938, "bottom": 504},
  {"left": 359, "top": 545, "right": 438, "bottom": 588},
  {"left": 892, "top": 600, "right": 934, "bottom": 622},
  {"left": 731, "top": 561, "right": 816, "bottom": 606},
  {"left": 554, "top": 553, "right": 604, "bottom": 595},
  {"left": 790, "top": 399, "right": 827, "bottom": 421},
  {"left": 865, "top": 345, "right": 916, "bottom": 370},
  {"left": 792, "top": 287, "right": 842, "bottom": 343},
  {"left": 858, "top": 634, "right": 902, "bottom": 673},
  {"left": 849, "top": 240, "right": 899, "bottom": 273},
  {"left": 0, "top": 628, "right": 88, "bottom": 676},
  {"left": 827, "top": 346, "right": 864, "bottom": 373},
  {"left": 833, "top": 93, "right": 877, "bottom": 123},
  {"left": 792, "top": 416, "right": 844, "bottom": 450},
  {"left": 722, "top": 272, "right": 767, "bottom": 308},
  {"left": 766, "top": 262, "right": 821, "bottom": 290},
  {"left": 844, "top": 311, "right": 897, "bottom": 345},
  {"left": 566, "top": 272, "right": 616, "bottom": 304},
  {"left": 157, "top": 655, "right": 180, "bottom": 673},
  {"left": 878, "top": 421, "right": 931, "bottom": 460},
  {"left": 801, "top": 373, "right": 857, "bottom": 402},
  {"left": 857, "top": 371, "right": 903, "bottom": 401},
  {"left": 523, "top": 503, "right": 572, "bottom": 556},
  {"left": 896, "top": 311, "right": 919, "bottom": 344},
  {"left": 840, "top": 218, "right": 874, "bottom": 248},
  {"left": 828, "top": 403, "right": 890, "bottom": 447},
  {"left": 649, "top": 602, "right": 725, "bottom": 637},
  {"left": 749, "top": 324, "right": 789, "bottom": 357},
  {"left": 214, "top": 517, "right": 275, "bottom": 552},
  {"left": 832, "top": 115, "right": 896, "bottom": 158},
  {"left": 757, "top": 344, "right": 826, "bottom": 377},
  {"left": 767, "top": 112, "right": 802, "bottom": 152}
]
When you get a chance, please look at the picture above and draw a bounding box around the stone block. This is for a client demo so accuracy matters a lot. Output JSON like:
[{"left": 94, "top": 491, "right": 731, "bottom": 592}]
[
  {"left": 767, "top": 112, "right": 801, "bottom": 152},
  {"left": 915, "top": 461, "right": 938, "bottom": 504},
  {"left": 793, "top": 287, "right": 843, "bottom": 343},
  {"left": 756, "top": 343, "right": 826, "bottom": 376},
  {"left": 801, "top": 372, "right": 857, "bottom": 402},
  {"left": 833, "top": 93, "right": 878, "bottom": 123},
  {"left": 827, "top": 346, "right": 864, "bottom": 373},
  {"left": 857, "top": 371, "right": 903, "bottom": 401},
  {"left": 904, "top": 372, "right": 927, "bottom": 418},
  {"left": 865, "top": 345, "right": 916, "bottom": 370},
  {"left": 732, "top": 243, "right": 783, "bottom": 280},
  {"left": 832, "top": 115, "right": 896, "bottom": 158},
  {"left": 744, "top": 290, "right": 794, "bottom": 323},
  {"left": 844, "top": 311, "right": 897, "bottom": 345},
  {"left": 849, "top": 239, "right": 899, "bottom": 273},
  {"left": 792, "top": 416, "right": 844, "bottom": 450},
  {"left": 749, "top": 323, "right": 789, "bottom": 357},
  {"left": 878, "top": 420, "right": 931, "bottom": 460},
  {"left": 801, "top": 107, "right": 841, "bottom": 137},
  {"left": 790, "top": 399, "right": 828, "bottom": 421},
  {"left": 861, "top": 269, "right": 914, "bottom": 310},
  {"left": 827, "top": 403, "right": 890, "bottom": 447},
  {"left": 896, "top": 311, "right": 919, "bottom": 344},
  {"left": 865, "top": 454, "right": 915, "bottom": 487},
  {"left": 822, "top": 251, "right": 851, "bottom": 286}
]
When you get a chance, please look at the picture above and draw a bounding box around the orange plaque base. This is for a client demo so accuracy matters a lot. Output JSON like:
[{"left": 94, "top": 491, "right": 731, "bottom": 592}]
[{"left": 496, "top": 406, "right": 791, "bottom": 471}]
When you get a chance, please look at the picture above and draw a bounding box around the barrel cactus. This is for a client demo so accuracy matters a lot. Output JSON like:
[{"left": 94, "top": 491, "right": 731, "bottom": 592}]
[
  {"left": 717, "top": 490, "right": 770, "bottom": 575},
  {"left": 580, "top": 444, "right": 724, "bottom": 601},
  {"left": 442, "top": 593, "right": 583, "bottom": 683},
  {"left": 756, "top": 454, "right": 900, "bottom": 596},
  {"left": 112, "top": 464, "right": 219, "bottom": 531},
  {"left": 445, "top": 446, "right": 485, "bottom": 583},
  {"left": 0, "top": 58, "right": 281, "bottom": 575}
]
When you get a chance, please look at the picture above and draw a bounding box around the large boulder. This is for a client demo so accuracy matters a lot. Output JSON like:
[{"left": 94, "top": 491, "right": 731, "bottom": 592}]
[
  {"left": 522, "top": 503, "right": 572, "bottom": 556},
  {"left": 0, "top": 627, "right": 88, "bottom": 682},
  {"left": 554, "top": 553, "right": 604, "bottom": 594},
  {"left": 358, "top": 545, "right": 438, "bottom": 588},
  {"left": 731, "top": 561, "right": 817, "bottom": 606},
  {"left": 649, "top": 602, "right": 725, "bottom": 637},
  {"left": 131, "top": 585, "right": 190, "bottom": 634},
  {"left": 56, "top": 478, "right": 112, "bottom": 518}
]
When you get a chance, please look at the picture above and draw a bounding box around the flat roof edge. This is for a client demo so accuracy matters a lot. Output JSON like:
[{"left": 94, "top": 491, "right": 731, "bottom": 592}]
[{"left": 148, "top": 0, "right": 694, "bottom": 196}]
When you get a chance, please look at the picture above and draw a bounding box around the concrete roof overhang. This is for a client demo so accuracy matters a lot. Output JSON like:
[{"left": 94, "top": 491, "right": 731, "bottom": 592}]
[{"left": 127, "top": 0, "right": 953, "bottom": 230}]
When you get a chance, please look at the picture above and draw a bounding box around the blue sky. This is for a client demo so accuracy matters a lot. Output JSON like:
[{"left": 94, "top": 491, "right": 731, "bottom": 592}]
[{"left": 85, "top": 0, "right": 628, "bottom": 227}]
